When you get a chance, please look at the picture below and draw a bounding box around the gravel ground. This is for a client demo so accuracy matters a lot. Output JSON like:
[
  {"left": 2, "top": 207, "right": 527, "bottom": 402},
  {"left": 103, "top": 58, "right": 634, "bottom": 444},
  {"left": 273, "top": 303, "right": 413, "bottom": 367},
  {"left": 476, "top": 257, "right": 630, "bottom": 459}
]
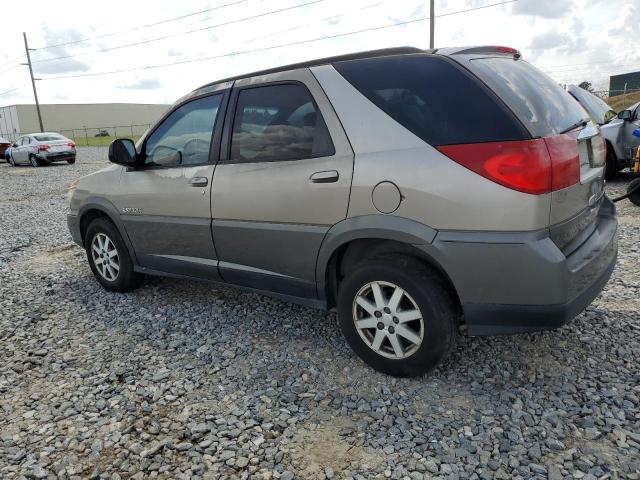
[{"left": 1, "top": 148, "right": 638, "bottom": 480}]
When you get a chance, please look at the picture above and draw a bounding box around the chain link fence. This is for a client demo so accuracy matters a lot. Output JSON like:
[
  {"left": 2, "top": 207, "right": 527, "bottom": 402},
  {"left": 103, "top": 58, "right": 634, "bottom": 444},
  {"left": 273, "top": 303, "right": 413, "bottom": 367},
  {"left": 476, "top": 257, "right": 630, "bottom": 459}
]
[{"left": 1, "top": 124, "right": 152, "bottom": 145}]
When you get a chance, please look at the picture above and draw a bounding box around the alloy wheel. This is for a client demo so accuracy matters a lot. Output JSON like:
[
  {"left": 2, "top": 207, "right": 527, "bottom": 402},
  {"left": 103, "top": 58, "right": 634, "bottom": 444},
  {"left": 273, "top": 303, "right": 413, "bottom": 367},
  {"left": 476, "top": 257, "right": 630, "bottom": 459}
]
[
  {"left": 352, "top": 281, "right": 424, "bottom": 359},
  {"left": 91, "top": 233, "right": 120, "bottom": 281}
]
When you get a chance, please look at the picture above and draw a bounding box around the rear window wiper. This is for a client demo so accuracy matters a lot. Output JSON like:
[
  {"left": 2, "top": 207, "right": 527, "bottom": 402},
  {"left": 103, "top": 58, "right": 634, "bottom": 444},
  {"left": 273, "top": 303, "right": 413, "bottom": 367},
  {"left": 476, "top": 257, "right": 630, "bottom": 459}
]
[{"left": 559, "top": 120, "right": 588, "bottom": 134}]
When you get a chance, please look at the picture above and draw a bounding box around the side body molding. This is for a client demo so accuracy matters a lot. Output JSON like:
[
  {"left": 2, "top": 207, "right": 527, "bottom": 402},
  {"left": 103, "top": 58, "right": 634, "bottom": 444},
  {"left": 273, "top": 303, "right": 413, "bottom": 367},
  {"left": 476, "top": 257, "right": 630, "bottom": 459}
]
[{"left": 315, "top": 214, "right": 438, "bottom": 301}]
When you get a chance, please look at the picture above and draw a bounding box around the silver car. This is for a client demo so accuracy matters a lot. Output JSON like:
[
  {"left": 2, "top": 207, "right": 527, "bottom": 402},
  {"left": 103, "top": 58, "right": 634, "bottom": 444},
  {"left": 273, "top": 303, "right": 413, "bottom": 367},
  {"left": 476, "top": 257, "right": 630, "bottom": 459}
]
[
  {"left": 567, "top": 85, "right": 640, "bottom": 177},
  {"left": 8, "top": 132, "right": 76, "bottom": 167},
  {"left": 67, "top": 47, "right": 617, "bottom": 377}
]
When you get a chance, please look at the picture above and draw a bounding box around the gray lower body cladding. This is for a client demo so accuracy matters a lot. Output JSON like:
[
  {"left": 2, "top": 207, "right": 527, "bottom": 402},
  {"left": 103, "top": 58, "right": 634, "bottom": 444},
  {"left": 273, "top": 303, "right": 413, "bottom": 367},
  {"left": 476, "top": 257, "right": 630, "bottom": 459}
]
[{"left": 428, "top": 197, "right": 618, "bottom": 335}]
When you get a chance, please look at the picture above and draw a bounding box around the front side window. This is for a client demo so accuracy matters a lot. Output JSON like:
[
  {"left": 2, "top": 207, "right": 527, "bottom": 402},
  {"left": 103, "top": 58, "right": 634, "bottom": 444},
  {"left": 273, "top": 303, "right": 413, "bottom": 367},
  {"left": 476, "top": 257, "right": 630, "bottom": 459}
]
[
  {"left": 144, "top": 94, "right": 222, "bottom": 167},
  {"left": 230, "top": 84, "right": 334, "bottom": 162}
]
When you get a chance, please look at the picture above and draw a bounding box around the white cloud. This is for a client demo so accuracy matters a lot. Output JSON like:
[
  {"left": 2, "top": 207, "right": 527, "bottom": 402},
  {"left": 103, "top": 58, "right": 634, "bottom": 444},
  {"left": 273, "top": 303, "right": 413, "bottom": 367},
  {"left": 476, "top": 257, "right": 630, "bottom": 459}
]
[
  {"left": 119, "top": 78, "right": 162, "bottom": 89},
  {"left": 512, "top": 0, "right": 573, "bottom": 19}
]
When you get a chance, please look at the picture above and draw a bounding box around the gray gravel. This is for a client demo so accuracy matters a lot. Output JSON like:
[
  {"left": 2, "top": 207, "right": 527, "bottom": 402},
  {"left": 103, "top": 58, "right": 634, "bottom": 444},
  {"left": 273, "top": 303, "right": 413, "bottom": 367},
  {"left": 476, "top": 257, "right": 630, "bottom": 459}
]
[{"left": 1, "top": 148, "right": 639, "bottom": 480}]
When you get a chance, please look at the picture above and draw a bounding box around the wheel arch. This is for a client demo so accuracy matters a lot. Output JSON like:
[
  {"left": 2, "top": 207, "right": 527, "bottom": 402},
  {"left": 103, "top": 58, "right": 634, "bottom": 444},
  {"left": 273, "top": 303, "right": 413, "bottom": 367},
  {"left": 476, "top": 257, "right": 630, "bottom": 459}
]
[
  {"left": 316, "top": 215, "right": 460, "bottom": 310},
  {"left": 78, "top": 198, "right": 139, "bottom": 265}
]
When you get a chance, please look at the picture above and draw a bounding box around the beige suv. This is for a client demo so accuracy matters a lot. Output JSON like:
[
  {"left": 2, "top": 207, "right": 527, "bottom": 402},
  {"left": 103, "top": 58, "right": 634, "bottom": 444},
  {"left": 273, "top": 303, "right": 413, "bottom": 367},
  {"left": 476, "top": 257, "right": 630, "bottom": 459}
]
[{"left": 68, "top": 47, "right": 617, "bottom": 376}]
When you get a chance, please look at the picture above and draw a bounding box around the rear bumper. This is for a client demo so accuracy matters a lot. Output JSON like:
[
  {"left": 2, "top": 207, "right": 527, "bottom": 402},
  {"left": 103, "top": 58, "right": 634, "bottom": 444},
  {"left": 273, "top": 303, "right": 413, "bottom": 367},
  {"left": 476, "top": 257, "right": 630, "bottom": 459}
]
[
  {"left": 38, "top": 151, "right": 76, "bottom": 162},
  {"left": 429, "top": 198, "right": 618, "bottom": 335}
]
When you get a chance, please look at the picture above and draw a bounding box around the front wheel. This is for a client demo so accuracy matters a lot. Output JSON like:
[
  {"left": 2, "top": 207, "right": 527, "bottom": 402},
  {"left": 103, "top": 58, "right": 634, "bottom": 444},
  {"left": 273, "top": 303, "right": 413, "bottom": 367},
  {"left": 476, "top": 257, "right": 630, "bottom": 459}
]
[
  {"left": 8, "top": 154, "right": 15, "bottom": 166},
  {"left": 85, "top": 217, "right": 143, "bottom": 292},
  {"left": 337, "top": 256, "right": 458, "bottom": 377},
  {"left": 605, "top": 148, "right": 619, "bottom": 180}
]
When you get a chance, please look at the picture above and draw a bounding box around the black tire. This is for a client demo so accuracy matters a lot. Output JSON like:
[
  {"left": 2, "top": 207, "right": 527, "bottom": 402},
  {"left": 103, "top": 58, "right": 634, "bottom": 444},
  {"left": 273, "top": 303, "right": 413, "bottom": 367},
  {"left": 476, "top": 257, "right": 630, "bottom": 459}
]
[
  {"left": 85, "top": 217, "right": 143, "bottom": 292},
  {"left": 628, "top": 178, "right": 640, "bottom": 207},
  {"left": 337, "top": 256, "right": 458, "bottom": 377},
  {"left": 29, "top": 154, "right": 40, "bottom": 167},
  {"left": 67, "top": 157, "right": 76, "bottom": 164},
  {"left": 605, "top": 147, "right": 619, "bottom": 180}
]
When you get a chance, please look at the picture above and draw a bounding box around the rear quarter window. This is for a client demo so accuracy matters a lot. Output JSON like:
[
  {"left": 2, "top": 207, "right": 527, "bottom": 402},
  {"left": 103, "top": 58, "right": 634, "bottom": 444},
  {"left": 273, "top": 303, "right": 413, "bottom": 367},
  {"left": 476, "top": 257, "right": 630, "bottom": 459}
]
[{"left": 333, "top": 54, "right": 528, "bottom": 146}]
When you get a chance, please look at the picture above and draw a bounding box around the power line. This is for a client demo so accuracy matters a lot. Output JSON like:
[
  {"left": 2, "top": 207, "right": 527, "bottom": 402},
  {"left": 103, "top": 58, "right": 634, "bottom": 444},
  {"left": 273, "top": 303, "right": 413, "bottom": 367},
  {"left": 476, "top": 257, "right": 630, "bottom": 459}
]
[
  {"left": 33, "top": 0, "right": 249, "bottom": 50},
  {"left": 32, "top": 0, "right": 324, "bottom": 64},
  {"left": 0, "top": 63, "right": 25, "bottom": 76},
  {"left": 38, "top": 0, "right": 519, "bottom": 81},
  {"left": 0, "top": 84, "right": 28, "bottom": 97}
]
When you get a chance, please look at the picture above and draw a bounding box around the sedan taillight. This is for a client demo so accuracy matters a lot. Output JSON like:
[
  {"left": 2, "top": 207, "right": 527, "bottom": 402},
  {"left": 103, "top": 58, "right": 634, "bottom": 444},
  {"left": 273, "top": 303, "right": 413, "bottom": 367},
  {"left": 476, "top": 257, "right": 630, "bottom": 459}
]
[
  {"left": 38, "top": 144, "right": 50, "bottom": 151},
  {"left": 68, "top": 141, "right": 76, "bottom": 148}
]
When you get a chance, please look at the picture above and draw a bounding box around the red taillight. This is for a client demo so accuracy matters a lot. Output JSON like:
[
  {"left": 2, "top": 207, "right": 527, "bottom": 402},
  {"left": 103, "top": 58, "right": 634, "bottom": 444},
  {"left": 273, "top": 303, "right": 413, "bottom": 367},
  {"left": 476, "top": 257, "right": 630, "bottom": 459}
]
[
  {"left": 437, "top": 135, "right": 580, "bottom": 195},
  {"left": 494, "top": 46, "right": 520, "bottom": 55},
  {"left": 437, "top": 139, "right": 552, "bottom": 194},
  {"left": 68, "top": 141, "right": 76, "bottom": 148},
  {"left": 543, "top": 134, "right": 580, "bottom": 191},
  {"left": 38, "top": 144, "right": 50, "bottom": 151}
]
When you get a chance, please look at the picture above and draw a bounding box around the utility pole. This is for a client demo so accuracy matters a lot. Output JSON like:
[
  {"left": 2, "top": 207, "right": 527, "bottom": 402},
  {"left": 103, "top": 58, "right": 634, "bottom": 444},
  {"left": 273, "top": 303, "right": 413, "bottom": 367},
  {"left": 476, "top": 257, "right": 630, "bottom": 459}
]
[
  {"left": 429, "top": 0, "right": 435, "bottom": 49},
  {"left": 22, "top": 32, "right": 44, "bottom": 133}
]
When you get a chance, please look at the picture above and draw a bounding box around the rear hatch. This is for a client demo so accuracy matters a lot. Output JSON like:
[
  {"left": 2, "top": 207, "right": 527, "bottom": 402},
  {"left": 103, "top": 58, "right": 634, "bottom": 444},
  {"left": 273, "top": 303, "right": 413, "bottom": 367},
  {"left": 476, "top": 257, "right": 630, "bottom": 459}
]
[{"left": 447, "top": 48, "right": 606, "bottom": 254}]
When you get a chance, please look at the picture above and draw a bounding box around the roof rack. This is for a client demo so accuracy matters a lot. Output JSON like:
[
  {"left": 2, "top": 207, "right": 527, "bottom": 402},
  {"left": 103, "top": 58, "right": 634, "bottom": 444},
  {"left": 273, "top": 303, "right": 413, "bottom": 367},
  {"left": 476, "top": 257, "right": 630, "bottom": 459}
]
[{"left": 195, "top": 46, "right": 426, "bottom": 91}]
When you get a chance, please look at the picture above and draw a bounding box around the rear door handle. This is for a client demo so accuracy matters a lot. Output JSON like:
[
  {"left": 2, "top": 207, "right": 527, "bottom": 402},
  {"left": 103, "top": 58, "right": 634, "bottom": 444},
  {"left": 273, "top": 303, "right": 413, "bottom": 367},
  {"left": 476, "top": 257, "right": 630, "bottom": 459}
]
[
  {"left": 189, "top": 177, "right": 208, "bottom": 187},
  {"left": 310, "top": 170, "right": 339, "bottom": 183}
]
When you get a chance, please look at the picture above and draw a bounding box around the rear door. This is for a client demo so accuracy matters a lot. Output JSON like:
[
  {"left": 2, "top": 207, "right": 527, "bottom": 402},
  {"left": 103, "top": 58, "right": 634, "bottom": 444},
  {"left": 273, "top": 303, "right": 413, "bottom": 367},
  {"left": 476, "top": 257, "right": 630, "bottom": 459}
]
[
  {"left": 211, "top": 69, "right": 353, "bottom": 297},
  {"left": 114, "top": 85, "right": 229, "bottom": 279}
]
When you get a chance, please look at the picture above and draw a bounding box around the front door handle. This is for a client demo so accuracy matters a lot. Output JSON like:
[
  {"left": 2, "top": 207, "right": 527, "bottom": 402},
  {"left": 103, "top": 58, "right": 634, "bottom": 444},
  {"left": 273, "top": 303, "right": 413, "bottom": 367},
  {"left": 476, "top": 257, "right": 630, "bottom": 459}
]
[
  {"left": 310, "top": 170, "right": 339, "bottom": 183},
  {"left": 189, "top": 177, "right": 208, "bottom": 187}
]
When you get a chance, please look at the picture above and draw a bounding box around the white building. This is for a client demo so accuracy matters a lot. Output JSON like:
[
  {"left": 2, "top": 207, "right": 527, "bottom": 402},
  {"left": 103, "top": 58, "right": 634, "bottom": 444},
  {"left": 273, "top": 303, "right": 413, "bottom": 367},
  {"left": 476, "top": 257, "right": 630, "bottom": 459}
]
[{"left": 0, "top": 103, "right": 169, "bottom": 140}]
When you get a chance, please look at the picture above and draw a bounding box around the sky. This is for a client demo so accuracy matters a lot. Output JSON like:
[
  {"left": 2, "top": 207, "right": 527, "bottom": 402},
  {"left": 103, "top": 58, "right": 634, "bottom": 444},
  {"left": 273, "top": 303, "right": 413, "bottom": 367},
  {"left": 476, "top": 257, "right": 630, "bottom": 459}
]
[{"left": 0, "top": 0, "right": 638, "bottom": 106}]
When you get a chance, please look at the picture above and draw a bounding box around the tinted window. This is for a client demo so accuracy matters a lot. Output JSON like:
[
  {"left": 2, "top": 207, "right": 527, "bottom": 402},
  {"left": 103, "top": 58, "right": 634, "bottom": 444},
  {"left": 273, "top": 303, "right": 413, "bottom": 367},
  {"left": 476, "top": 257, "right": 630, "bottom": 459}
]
[
  {"left": 334, "top": 55, "right": 527, "bottom": 146},
  {"left": 145, "top": 94, "right": 222, "bottom": 167},
  {"left": 230, "top": 84, "right": 334, "bottom": 162},
  {"left": 465, "top": 57, "right": 590, "bottom": 137}
]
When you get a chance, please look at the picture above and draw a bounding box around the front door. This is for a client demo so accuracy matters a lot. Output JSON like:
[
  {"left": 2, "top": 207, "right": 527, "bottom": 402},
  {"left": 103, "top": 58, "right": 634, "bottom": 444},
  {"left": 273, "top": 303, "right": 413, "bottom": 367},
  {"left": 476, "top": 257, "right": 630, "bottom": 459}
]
[
  {"left": 13, "top": 136, "right": 28, "bottom": 164},
  {"left": 114, "top": 88, "right": 228, "bottom": 279},
  {"left": 622, "top": 104, "right": 640, "bottom": 160},
  {"left": 211, "top": 71, "right": 354, "bottom": 298}
]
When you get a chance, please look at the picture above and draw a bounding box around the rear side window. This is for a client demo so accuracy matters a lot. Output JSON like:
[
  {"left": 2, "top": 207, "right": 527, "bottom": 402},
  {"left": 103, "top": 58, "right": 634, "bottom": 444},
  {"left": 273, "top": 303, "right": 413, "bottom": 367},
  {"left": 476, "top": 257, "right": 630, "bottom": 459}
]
[
  {"left": 465, "top": 57, "right": 589, "bottom": 137},
  {"left": 230, "top": 83, "right": 334, "bottom": 162},
  {"left": 333, "top": 55, "right": 527, "bottom": 146}
]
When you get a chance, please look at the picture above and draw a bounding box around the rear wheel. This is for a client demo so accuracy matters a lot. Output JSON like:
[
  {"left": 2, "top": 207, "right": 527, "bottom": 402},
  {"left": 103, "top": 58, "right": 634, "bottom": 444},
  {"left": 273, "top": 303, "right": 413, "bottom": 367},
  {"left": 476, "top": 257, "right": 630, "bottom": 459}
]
[
  {"left": 29, "top": 154, "right": 40, "bottom": 167},
  {"left": 67, "top": 157, "right": 76, "bottom": 164},
  {"left": 337, "top": 256, "right": 458, "bottom": 377},
  {"left": 85, "top": 217, "right": 143, "bottom": 292}
]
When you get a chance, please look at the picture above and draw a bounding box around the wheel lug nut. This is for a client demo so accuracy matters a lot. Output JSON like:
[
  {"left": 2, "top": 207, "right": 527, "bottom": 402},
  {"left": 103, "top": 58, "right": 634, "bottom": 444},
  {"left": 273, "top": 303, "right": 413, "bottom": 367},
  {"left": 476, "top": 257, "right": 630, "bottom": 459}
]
[
  {"left": 388, "top": 326, "right": 395, "bottom": 334},
  {"left": 377, "top": 322, "right": 384, "bottom": 330},
  {"left": 374, "top": 311, "right": 382, "bottom": 318},
  {"left": 393, "top": 317, "right": 399, "bottom": 324},
  {"left": 384, "top": 307, "right": 391, "bottom": 314}
]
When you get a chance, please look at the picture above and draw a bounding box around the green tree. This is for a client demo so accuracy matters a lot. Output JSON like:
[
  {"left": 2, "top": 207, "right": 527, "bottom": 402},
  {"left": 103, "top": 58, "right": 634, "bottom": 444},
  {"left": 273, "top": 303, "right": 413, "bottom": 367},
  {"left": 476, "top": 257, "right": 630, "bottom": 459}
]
[{"left": 578, "top": 81, "right": 594, "bottom": 93}]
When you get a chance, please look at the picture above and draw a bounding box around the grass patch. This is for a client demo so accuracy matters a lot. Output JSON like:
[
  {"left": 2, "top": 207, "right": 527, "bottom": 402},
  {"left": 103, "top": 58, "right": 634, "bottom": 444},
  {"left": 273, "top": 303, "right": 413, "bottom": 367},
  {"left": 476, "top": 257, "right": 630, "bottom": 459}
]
[{"left": 605, "top": 91, "right": 640, "bottom": 112}]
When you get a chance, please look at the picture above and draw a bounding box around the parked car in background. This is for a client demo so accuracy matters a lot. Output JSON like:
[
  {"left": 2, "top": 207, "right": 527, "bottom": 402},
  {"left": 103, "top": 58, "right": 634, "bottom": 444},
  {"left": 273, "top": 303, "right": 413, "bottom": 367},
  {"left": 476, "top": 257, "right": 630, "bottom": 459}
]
[
  {"left": 567, "top": 85, "right": 640, "bottom": 178},
  {"left": 8, "top": 132, "right": 76, "bottom": 167},
  {"left": 68, "top": 47, "right": 617, "bottom": 377},
  {"left": 0, "top": 137, "right": 12, "bottom": 162},
  {"left": 95, "top": 129, "right": 109, "bottom": 137}
]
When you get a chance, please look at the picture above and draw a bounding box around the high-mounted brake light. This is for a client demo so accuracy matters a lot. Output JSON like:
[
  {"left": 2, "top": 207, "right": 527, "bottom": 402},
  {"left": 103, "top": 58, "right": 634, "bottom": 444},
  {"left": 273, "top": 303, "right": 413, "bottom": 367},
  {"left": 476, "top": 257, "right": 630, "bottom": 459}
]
[
  {"left": 437, "top": 135, "right": 581, "bottom": 195},
  {"left": 38, "top": 144, "right": 50, "bottom": 151},
  {"left": 494, "top": 46, "right": 520, "bottom": 55}
]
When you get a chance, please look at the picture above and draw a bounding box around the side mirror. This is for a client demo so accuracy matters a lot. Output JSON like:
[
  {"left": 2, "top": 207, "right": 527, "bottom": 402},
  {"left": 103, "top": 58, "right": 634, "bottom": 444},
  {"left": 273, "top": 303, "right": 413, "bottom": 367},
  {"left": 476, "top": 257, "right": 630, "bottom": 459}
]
[
  {"left": 12, "top": 143, "right": 18, "bottom": 147},
  {"left": 617, "top": 110, "right": 633, "bottom": 121},
  {"left": 108, "top": 138, "right": 138, "bottom": 166}
]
